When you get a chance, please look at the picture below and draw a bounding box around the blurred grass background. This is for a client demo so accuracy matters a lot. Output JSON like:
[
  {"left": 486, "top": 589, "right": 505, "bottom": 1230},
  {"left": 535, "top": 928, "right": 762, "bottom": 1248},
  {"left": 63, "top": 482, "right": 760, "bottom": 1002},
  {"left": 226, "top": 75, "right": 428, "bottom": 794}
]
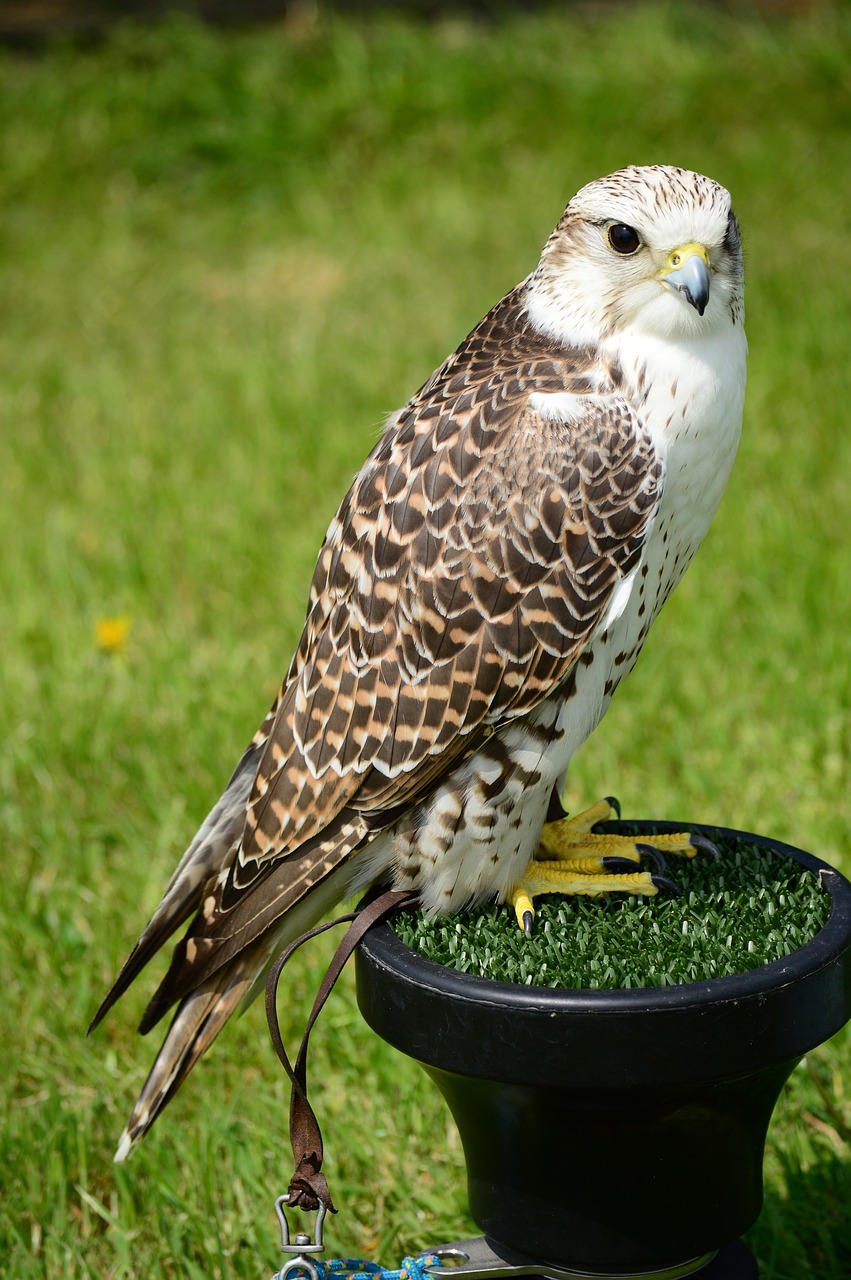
[{"left": 1, "top": 2, "right": 849, "bottom": 1276}]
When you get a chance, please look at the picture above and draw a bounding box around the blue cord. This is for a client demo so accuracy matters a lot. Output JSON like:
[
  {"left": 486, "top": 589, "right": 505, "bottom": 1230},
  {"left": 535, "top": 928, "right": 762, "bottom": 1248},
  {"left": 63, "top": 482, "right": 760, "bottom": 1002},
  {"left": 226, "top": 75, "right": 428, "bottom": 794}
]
[{"left": 273, "top": 1253, "right": 441, "bottom": 1280}]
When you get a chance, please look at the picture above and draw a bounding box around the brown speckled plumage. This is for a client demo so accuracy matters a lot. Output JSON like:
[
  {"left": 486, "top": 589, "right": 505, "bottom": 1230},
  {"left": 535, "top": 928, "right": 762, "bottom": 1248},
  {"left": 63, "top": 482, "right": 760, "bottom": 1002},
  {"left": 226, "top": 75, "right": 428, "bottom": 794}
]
[{"left": 92, "top": 165, "right": 746, "bottom": 1158}]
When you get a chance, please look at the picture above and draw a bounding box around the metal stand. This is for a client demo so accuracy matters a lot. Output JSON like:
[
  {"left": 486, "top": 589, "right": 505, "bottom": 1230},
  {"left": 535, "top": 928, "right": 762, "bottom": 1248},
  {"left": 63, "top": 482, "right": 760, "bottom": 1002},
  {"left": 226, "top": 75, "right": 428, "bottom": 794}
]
[{"left": 425, "top": 1236, "right": 758, "bottom": 1280}]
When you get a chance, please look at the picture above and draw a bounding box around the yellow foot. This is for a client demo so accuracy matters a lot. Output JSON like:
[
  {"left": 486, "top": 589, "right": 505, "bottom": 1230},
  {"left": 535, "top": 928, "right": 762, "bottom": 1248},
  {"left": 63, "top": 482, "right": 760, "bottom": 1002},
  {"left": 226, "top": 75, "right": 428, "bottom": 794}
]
[{"left": 509, "top": 798, "right": 718, "bottom": 933}]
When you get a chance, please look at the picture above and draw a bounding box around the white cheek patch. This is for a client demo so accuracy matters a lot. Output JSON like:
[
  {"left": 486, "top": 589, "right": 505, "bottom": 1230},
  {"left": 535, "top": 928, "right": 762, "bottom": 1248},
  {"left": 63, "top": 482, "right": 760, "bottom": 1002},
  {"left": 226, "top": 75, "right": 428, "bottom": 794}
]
[{"left": 524, "top": 283, "right": 572, "bottom": 345}]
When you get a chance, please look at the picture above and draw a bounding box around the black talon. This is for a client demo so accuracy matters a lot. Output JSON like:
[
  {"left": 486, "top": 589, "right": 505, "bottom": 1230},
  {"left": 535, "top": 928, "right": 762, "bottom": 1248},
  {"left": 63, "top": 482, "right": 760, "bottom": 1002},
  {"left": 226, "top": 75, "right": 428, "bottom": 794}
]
[
  {"left": 522, "top": 909, "right": 535, "bottom": 935},
  {"left": 651, "top": 874, "right": 681, "bottom": 897},
  {"left": 604, "top": 795, "right": 622, "bottom": 819},
  {"left": 635, "top": 843, "right": 668, "bottom": 874},
  {"left": 602, "top": 856, "right": 644, "bottom": 874},
  {"left": 689, "top": 834, "right": 720, "bottom": 858}
]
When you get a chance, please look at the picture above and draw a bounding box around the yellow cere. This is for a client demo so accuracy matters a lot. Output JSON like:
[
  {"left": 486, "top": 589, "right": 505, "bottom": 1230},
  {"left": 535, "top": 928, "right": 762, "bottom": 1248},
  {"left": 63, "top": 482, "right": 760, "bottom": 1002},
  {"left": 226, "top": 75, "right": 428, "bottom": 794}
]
[{"left": 661, "top": 241, "right": 712, "bottom": 275}]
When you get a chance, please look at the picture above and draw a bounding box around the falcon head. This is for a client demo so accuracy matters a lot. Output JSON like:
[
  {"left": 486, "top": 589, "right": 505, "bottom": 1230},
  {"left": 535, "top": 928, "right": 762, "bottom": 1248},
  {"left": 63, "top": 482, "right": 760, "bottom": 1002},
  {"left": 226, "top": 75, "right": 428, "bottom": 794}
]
[{"left": 527, "top": 165, "right": 744, "bottom": 344}]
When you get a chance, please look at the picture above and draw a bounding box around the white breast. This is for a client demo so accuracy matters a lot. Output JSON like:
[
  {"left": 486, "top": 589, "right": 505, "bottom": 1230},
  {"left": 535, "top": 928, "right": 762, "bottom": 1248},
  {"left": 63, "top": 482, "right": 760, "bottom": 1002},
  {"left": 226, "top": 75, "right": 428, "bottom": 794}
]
[{"left": 551, "top": 320, "right": 746, "bottom": 768}]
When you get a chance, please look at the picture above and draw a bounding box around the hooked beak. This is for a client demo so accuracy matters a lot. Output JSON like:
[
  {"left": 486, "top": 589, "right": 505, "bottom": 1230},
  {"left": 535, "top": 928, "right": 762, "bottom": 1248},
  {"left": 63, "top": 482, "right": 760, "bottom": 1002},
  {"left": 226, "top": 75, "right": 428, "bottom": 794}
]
[{"left": 659, "top": 243, "right": 712, "bottom": 316}]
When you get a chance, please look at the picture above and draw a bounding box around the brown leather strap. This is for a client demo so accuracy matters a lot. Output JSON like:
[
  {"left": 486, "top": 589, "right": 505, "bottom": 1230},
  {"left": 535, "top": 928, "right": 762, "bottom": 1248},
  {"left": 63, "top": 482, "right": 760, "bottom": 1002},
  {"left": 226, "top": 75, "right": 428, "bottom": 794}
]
[{"left": 265, "top": 889, "right": 419, "bottom": 1213}]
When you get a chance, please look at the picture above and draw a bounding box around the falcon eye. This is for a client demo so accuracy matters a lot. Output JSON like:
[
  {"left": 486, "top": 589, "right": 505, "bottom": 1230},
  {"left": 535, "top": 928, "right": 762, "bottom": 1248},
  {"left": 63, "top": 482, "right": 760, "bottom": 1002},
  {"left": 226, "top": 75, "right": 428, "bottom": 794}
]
[{"left": 607, "top": 223, "right": 641, "bottom": 256}]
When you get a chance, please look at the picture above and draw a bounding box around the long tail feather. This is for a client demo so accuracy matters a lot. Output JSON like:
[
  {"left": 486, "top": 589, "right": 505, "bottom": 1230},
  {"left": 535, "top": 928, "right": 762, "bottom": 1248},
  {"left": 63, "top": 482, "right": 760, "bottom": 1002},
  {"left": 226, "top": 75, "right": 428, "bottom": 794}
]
[
  {"left": 114, "top": 951, "right": 260, "bottom": 1162},
  {"left": 112, "top": 861, "right": 355, "bottom": 1160}
]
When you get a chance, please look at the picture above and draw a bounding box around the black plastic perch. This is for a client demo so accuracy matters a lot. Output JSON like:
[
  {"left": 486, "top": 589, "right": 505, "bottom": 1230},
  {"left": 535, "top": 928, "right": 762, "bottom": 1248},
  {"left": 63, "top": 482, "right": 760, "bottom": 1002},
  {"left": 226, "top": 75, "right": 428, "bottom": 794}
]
[{"left": 355, "top": 824, "right": 851, "bottom": 1280}]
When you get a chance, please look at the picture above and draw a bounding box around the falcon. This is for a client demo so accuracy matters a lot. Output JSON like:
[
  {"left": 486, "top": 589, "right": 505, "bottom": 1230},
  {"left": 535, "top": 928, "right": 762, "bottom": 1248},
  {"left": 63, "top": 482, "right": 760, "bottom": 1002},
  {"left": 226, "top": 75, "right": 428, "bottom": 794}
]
[{"left": 91, "top": 165, "right": 746, "bottom": 1160}]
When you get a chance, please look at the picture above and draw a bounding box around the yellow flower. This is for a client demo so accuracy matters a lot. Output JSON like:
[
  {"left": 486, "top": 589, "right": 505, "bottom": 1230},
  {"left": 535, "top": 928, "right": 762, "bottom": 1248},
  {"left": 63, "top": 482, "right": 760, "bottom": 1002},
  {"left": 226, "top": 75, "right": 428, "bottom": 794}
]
[{"left": 95, "top": 615, "right": 132, "bottom": 654}]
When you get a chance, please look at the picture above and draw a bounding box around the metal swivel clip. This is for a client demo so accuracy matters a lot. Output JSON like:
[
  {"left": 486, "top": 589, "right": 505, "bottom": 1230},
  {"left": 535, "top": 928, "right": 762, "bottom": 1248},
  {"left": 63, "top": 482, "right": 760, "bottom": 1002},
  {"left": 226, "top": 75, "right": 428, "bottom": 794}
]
[{"left": 273, "top": 1198, "right": 327, "bottom": 1280}]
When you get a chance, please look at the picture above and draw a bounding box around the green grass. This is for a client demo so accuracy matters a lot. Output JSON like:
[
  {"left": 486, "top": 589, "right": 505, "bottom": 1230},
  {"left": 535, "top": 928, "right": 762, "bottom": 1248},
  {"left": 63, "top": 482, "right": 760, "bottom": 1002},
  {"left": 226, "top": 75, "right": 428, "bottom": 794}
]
[
  {"left": 392, "top": 829, "right": 832, "bottom": 987},
  {"left": 1, "top": 4, "right": 850, "bottom": 1277}
]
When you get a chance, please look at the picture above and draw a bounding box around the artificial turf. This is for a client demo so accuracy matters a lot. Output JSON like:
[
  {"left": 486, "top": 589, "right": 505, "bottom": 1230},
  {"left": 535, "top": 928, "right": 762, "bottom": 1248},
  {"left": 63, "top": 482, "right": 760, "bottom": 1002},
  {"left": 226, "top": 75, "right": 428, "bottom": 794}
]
[{"left": 392, "top": 829, "right": 832, "bottom": 989}]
